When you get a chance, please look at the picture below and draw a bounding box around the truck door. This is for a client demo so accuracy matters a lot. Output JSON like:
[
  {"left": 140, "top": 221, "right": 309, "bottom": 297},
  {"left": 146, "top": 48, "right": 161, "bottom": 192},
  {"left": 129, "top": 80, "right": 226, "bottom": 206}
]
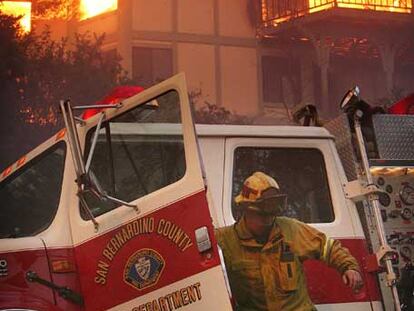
[
  {"left": 66, "top": 73, "right": 232, "bottom": 310},
  {"left": 222, "top": 136, "right": 379, "bottom": 311},
  {"left": 0, "top": 237, "right": 56, "bottom": 310},
  {"left": 0, "top": 142, "right": 67, "bottom": 310}
]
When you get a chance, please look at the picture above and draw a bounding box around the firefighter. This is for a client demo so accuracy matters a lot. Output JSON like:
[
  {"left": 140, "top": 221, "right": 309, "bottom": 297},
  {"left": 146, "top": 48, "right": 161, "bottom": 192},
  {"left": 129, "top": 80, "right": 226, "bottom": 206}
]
[{"left": 216, "top": 172, "right": 364, "bottom": 311}]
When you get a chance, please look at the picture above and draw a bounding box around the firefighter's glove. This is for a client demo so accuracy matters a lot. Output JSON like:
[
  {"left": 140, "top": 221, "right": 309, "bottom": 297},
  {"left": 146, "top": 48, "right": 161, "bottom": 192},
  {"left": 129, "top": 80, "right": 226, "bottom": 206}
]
[{"left": 342, "top": 269, "right": 364, "bottom": 293}]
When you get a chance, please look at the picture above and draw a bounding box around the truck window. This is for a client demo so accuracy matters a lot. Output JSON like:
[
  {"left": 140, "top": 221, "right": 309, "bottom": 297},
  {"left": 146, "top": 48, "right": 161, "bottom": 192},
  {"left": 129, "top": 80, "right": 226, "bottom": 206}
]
[
  {"left": 82, "top": 90, "right": 186, "bottom": 218},
  {"left": 232, "top": 147, "right": 334, "bottom": 223},
  {"left": 0, "top": 142, "right": 66, "bottom": 238}
]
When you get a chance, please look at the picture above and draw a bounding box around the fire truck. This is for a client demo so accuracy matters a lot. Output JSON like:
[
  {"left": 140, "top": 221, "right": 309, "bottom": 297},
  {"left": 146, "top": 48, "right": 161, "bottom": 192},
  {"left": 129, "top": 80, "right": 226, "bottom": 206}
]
[{"left": 0, "top": 73, "right": 413, "bottom": 310}]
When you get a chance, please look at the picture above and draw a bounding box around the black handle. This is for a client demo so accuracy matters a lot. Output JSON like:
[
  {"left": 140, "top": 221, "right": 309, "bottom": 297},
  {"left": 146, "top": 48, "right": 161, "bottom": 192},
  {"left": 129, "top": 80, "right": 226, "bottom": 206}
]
[{"left": 26, "top": 271, "right": 84, "bottom": 306}]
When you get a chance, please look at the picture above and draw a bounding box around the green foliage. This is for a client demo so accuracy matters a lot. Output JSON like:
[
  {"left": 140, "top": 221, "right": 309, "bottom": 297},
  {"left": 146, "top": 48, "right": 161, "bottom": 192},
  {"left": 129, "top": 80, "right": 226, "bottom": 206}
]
[
  {"left": 0, "top": 9, "right": 249, "bottom": 170},
  {"left": 0, "top": 10, "right": 27, "bottom": 85},
  {"left": 189, "top": 89, "right": 253, "bottom": 125},
  {"left": 0, "top": 11, "right": 130, "bottom": 170},
  {"left": 194, "top": 102, "right": 253, "bottom": 125},
  {"left": 19, "top": 28, "right": 130, "bottom": 126}
]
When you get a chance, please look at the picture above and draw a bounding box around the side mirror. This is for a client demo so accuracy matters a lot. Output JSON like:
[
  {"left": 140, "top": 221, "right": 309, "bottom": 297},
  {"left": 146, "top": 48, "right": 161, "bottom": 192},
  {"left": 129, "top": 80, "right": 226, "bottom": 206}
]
[{"left": 340, "top": 86, "right": 360, "bottom": 113}]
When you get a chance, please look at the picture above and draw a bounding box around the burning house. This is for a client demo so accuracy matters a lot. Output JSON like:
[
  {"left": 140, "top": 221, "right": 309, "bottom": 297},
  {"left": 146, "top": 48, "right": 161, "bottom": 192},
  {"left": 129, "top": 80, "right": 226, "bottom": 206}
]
[
  {"left": 260, "top": 0, "right": 414, "bottom": 116},
  {"left": 3, "top": 0, "right": 414, "bottom": 119},
  {"left": 0, "top": 1, "right": 32, "bottom": 31}
]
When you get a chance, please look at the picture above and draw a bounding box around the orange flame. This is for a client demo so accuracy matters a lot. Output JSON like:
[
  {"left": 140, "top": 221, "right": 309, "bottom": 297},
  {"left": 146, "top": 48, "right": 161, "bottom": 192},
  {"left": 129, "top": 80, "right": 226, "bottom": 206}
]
[
  {"left": 309, "top": 0, "right": 412, "bottom": 14},
  {"left": 80, "top": 0, "right": 117, "bottom": 20},
  {"left": 0, "top": 1, "right": 32, "bottom": 32},
  {"left": 265, "top": 0, "right": 412, "bottom": 27}
]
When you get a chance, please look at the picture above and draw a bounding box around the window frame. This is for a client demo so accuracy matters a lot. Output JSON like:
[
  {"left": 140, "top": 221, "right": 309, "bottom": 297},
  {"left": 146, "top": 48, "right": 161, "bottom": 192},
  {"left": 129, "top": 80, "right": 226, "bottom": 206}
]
[
  {"left": 231, "top": 145, "right": 335, "bottom": 224},
  {"left": 132, "top": 45, "right": 173, "bottom": 88},
  {"left": 80, "top": 90, "right": 187, "bottom": 219},
  {"left": 222, "top": 137, "right": 342, "bottom": 227},
  {"left": 261, "top": 54, "right": 302, "bottom": 107},
  {"left": 262, "top": 55, "right": 285, "bottom": 105}
]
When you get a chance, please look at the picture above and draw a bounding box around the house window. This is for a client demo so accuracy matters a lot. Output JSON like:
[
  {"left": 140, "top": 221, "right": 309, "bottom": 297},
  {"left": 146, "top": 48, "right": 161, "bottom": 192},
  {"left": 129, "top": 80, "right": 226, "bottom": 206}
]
[
  {"left": 262, "top": 56, "right": 285, "bottom": 103},
  {"left": 262, "top": 55, "right": 301, "bottom": 105},
  {"left": 132, "top": 47, "right": 173, "bottom": 87}
]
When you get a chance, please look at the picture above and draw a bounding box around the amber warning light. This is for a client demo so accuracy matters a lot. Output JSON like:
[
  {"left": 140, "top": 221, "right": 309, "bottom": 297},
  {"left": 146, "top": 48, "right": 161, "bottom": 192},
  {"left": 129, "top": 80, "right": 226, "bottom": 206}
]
[{"left": 51, "top": 260, "right": 75, "bottom": 273}]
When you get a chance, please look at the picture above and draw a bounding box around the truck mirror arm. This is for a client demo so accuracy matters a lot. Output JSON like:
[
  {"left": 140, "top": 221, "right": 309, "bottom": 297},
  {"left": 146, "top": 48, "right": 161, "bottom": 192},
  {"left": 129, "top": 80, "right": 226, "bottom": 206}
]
[
  {"left": 84, "top": 171, "right": 139, "bottom": 211},
  {"left": 85, "top": 111, "right": 105, "bottom": 174},
  {"left": 60, "top": 100, "right": 139, "bottom": 233}
]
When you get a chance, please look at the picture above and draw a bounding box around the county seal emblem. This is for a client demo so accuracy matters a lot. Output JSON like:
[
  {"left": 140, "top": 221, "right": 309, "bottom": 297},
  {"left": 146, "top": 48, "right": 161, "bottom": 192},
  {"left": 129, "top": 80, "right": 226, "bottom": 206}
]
[{"left": 124, "top": 248, "right": 165, "bottom": 290}]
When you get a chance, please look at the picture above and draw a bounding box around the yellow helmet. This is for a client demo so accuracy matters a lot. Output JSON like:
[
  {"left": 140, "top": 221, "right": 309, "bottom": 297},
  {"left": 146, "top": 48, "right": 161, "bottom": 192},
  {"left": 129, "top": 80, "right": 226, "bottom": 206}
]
[{"left": 235, "top": 172, "right": 287, "bottom": 215}]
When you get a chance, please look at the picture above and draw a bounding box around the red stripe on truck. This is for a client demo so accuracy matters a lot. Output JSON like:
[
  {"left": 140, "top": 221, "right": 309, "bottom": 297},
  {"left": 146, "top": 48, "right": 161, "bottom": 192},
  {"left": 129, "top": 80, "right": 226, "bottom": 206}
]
[
  {"left": 1, "top": 189, "right": 382, "bottom": 310},
  {"left": 74, "top": 191, "right": 221, "bottom": 310}
]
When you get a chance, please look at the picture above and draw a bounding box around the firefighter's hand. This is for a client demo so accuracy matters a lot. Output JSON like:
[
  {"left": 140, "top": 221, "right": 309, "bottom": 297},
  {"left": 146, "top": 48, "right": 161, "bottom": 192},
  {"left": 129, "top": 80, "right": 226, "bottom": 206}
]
[{"left": 342, "top": 270, "right": 364, "bottom": 293}]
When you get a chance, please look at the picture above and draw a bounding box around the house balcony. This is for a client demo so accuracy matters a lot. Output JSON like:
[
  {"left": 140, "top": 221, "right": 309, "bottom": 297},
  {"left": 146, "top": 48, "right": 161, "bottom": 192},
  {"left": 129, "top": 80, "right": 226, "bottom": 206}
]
[
  {"left": 258, "top": 0, "right": 414, "bottom": 117},
  {"left": 260, "top": 0, "right": 414, "bottom": 37}
]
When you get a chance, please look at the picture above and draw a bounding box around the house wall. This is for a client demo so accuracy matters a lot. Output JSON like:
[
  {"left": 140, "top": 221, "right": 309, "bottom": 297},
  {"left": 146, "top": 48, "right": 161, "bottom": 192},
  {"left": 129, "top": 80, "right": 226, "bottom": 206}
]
[
  {"left": 61, "top": 0, "right": 312, "bottom": 117},
  {"left": 33, "top": 19, "right": 69, "bottom": 41},
  {"left": 59, "top": 0, "right": 414, "bottom": 118},
  {"left": 122, "top": 0, "right": 262, "bottom": 116},
  {"left": 77, "top": 11, "right": 118, "bottom": 36}
]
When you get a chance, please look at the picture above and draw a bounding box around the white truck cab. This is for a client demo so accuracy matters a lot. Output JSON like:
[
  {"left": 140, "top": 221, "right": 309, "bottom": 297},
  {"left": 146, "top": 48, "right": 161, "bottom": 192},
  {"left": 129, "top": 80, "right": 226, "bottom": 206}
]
[{"left": 1, "top": 73, "right": 412, "bottom": 311}]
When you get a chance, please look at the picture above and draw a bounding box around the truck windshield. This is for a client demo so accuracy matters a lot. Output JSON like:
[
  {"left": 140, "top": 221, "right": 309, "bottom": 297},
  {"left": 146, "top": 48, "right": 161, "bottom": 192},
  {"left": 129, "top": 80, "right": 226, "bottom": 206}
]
[
  {"left": 82, "top": 90, "right": 186, "bottom": 218},
  {"left": 0, "top": 142, "right": 66, "bottom": 238}
]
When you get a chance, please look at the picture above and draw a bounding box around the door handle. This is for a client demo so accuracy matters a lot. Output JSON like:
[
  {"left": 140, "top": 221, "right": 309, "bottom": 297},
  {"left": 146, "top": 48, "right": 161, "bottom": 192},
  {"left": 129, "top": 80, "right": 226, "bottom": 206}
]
[
  {"left": 26, "top": 270, "right": 84, "bottom": 306},
  {"left": 195, "top": 226, "right": 212, "bottom": 252}
]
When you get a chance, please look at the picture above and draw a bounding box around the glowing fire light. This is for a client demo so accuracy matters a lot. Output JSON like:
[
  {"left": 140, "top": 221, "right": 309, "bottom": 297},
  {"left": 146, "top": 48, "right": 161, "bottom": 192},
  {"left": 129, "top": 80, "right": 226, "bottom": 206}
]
[
  {"left": 80, "top": 0, "right": 117, "bottom": 20},
  {"left": 0, "top": 1, "right": 32, "bottom": 32},
  {"left": 264, "top": 0, "right": 412, "bottom": 27},
  {"left": 309, "top": 0, "right": 412, "bottom": 14}
]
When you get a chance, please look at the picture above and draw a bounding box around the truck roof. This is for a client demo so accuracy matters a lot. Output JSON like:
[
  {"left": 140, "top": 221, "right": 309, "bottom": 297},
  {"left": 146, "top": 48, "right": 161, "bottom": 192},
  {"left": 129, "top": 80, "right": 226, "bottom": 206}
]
[
  {"left": 107, "top": 123, "right": 334, "bottom": 139},
  {"left": 195, "top": 124, "right": 333, "bottom": 139}
]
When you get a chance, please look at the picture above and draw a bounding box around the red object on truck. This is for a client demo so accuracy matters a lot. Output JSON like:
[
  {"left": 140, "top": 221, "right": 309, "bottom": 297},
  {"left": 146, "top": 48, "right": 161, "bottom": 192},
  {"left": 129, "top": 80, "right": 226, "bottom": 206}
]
[
  {"left": 388, "top": 93, "right": 414, "bottom": 115},
  {"left": 82, "top": 85, "right": 144, "bottom": 119}
]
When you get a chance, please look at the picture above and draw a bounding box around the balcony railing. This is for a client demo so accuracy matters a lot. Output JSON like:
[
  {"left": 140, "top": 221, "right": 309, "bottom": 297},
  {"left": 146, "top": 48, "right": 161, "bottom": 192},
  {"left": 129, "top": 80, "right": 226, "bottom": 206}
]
[{"left": 261, "top": 0, "right": 413, "bottom": 27}]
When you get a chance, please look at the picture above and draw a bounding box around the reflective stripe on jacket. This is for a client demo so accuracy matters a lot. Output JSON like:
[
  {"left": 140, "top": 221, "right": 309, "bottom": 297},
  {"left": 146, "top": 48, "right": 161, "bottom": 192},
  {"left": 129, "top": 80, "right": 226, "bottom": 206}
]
[{"left": 215, "top": 216, "right": 360, "bottom": 311}]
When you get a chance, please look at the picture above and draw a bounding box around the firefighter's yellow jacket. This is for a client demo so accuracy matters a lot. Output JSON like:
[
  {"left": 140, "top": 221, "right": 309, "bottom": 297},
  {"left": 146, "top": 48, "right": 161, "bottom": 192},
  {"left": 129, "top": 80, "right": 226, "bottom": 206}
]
[{"left": 215, "top": 216, "right": 360, "bottom": 311}]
